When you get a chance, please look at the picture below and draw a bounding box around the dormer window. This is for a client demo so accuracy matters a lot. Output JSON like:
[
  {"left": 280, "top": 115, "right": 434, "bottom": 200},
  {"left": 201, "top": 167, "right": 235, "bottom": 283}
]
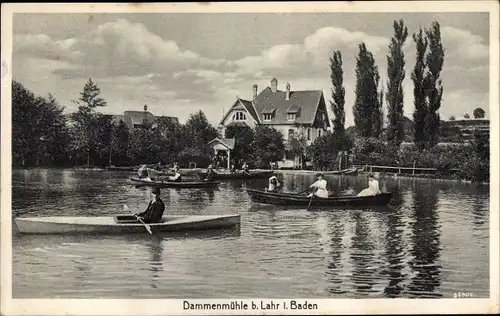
[
  {"left": 262, "top": 108, "right": 276, "bottom": 121},
  {"left": 287, "top": 106, "right": 300, "bottom": 121},
  {"left": 232, "top": 111, "right": 246, "bottom": 121}
]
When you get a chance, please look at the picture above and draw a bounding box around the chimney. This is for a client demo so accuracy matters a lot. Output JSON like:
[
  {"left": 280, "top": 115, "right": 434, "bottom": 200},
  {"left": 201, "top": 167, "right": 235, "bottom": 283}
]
[
  {"left": 253, "top": 84, "right": 258, "bottom": 99},
  {"left": 271, "top": 77, "right": 278, "bottom": 93},
  {"left": 285, "top": 83, "right": 290, "bottom": 100}
]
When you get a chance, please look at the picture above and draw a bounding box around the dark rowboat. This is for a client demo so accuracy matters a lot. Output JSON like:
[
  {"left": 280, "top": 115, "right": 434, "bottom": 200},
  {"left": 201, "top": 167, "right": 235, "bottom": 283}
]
[
  {"left": 246, "top": 189, "right": 392, "bottom": 207},
  {"left": 129, "top": 177, "right": 220, "bottom": 188},
  {"left": 106, "top": 166, "right": 137, "bottom": 171},
  {"left": 15, "top": 214, "right": 240, "bottom": 234},
  {"left": 198, "top": 170, "right": 274, "bottom": 180},
  {"left": 324, "top": 167, "right": 358, "bottom": 176}
]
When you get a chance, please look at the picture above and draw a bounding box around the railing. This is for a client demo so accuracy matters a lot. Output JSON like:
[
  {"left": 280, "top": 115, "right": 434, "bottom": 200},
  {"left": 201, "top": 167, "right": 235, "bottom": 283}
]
[{"left": 353, "top": 164, "right": 461, "bottom": 175}]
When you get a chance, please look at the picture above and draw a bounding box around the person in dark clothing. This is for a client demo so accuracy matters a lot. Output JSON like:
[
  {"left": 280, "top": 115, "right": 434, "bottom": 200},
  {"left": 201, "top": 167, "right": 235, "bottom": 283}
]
[
  {"left": 135, "top": 187, "right": 165, "bottom": 223},
  {"left": 203, "top": 164, "right": 216, "bottom": 181}
]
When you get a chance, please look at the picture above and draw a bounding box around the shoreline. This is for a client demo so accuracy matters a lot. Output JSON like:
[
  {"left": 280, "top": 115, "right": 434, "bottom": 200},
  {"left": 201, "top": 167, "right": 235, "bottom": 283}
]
[
  {"left": 12, "top": 167, "right": 489, "bottom": 185},
  {"left": 273, "top": 169, "right": 489, "bottom": 185}
]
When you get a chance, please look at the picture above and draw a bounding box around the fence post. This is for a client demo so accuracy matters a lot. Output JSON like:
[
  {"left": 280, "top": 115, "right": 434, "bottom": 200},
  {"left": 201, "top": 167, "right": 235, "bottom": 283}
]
[{"left": 413, "top": 160, "right": 416, "bottom": 175}]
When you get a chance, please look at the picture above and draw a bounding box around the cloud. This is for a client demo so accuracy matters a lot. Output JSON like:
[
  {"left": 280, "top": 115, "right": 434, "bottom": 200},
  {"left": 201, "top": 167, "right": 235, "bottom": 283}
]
[
  {"left": 231, "top": 27, "right": 389, "bottom": 80},
  {"left": 14, "top": 19, "right": 230, "bottom": 79}
]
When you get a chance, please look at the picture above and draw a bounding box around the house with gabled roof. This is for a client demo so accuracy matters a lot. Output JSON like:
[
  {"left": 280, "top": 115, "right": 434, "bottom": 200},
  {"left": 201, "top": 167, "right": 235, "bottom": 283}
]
[{"left": 218, "top": 77, "right": 331, "bottom": 168}]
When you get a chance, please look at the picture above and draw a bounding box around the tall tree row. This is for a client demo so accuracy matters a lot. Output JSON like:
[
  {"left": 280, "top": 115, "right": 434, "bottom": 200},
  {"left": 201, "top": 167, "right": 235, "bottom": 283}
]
[
  {"left": 386, "top": 19, "right": 408, "bottom": 147},
  {"left": 353, "top": 43, "right": 381, "bottom": 138}
]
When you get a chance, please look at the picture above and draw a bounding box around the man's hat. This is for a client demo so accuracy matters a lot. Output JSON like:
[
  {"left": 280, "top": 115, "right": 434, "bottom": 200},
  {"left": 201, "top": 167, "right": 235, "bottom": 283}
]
[{"left": 152, "top": 186, "right": 161, "bottom": 195}]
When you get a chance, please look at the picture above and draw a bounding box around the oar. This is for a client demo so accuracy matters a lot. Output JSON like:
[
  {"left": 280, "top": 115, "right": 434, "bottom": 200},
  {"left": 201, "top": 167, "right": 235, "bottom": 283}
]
[
  {"left": 123, "top": 204, "right": 152, "bottom": 234},
  {"left": 296, "top": 188, "right": 310, "bottom": 195},
  {"left": 306, "top": 193, "right": 315, "bottom": 211}
]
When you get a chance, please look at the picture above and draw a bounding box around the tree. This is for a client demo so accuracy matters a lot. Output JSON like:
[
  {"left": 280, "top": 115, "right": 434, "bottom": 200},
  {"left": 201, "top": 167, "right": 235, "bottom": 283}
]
[
  {"left": 330, "top": 50, "right": 346, "bottom": 134},
  {"left": 372, "top": 84, "right": 384, "bottom": 138},
  {"left": 110, "top": 120, "right": 130, "bottom": 166},
  {"left": 252, "top": 126, "right": 285, "bottom": 168},
  {"left": 12, "top": 81, "right": 70, "bottom": 167},
  {"left": 464, "top": 113, "right": 470, "bottom": 119},
  {"left": 353, "top": 43, "right": 381, "bottom": 137},
  {"left": 307, "top": 132, "right": 353, "bottom": 170},
  {"left": 224, "top": 125, "right": 255, "bottom": 166},
  {"left": 412, "top": 29, "right": 428, "bottom": 150},
  {"left": 386, "top": 19, "right": 409, "bottom": 147},
  {"left": 156, "top": 117, "right": 183, "bottom": 164},
  {"left": 177, "top": 110, "right": 218, "bottom": 167},
  {"left": 473, "top": 108, "right": 485, "bottom": 119},
  {"left": 286, "top": 133, "right": 308, "bottom": 169},
  {"left": 70, "top": 78, "right": 108, "bottom": 166},
  {"left": 424, "top": 21, "right": 445, "bottom": 148},
  {"left": 449, "top": 116, "right": 456, "bottom": 121}
]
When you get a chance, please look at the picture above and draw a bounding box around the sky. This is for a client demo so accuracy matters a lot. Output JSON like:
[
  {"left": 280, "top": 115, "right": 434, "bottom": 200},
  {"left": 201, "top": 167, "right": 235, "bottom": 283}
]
[{"left": 12, "top": 12, "right": 490, "bottom": 126}]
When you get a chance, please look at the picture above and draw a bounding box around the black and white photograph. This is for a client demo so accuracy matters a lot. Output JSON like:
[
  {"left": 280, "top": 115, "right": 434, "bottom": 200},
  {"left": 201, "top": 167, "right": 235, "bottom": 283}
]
[{"left": 1, "top": 2, "right": 499, "bottom": 315}]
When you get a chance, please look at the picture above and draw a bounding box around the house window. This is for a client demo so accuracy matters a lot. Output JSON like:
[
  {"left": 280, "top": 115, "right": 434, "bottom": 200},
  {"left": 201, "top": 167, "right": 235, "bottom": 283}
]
[
  {"left": 288, "top": 129, "right": 295, "bottom": 139},
  {"left": 318, "top": 129, "right": 322, "bottom": 137},
  {"left": 264, "top": 113, "right": 272, "bottom": 121},
  {"left": 232, "top": 111, "right": 246, "bottom": 121},
  {"left": 287, "top": 113, "right": 296, "bottom": 121},
  {"left": 307, "top": 128, "right": 311, "bottom": 140}
]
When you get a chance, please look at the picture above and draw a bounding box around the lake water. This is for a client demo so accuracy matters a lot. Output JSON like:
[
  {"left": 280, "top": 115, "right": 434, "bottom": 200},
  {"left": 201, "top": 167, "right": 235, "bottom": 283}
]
[{"left": 11, "top": 169, "right": 490, "bottom": 298}]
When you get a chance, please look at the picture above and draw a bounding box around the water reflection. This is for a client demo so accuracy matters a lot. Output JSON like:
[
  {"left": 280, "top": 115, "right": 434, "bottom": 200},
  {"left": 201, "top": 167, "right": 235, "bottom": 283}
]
[
  {"left": 406, "top": 185, "right": 442, "bottom": 298},
  {"left": 324, "top": 214, "right": 347, "bottom": 295},
  {"left": 11, "top": 169, "right": 489, "bottom": 298},
  {"left": 382, "top": 208, "right": 406, "bottom": 297},
  {"left": 349, "top": 212, "right": 377, "bottom": 296},
  {"left": 148, "top": 236, "right": 164, "bottom": 289}
]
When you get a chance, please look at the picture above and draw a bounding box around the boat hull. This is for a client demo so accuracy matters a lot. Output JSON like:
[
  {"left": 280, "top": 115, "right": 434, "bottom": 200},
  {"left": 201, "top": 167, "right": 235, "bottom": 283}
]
[
  {"left": 129, "top": 177, "right": 220, "bottom": 188},
  {"left": 15, "top": 214, "right": 240, "bottom": 234},
  {"left": 246, "top": 189, "right": 392, "bottom": 207},
  {"left": 324, "top": 168, "right": 359, "bottom": 176},
  {"left": 198, "top": 170, "right": 274, "bottom": 180}
]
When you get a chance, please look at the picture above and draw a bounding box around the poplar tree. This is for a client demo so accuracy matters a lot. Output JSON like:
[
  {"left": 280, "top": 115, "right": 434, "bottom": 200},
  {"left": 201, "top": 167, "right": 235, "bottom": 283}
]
[
  {"left": 353, "top": 43, "right": 381, "bottom": 137},
  {"left": 330, "top": 50, "right": 346, "bottom": 135},
  {"left": 386, "top": 19, "right": 408, "bottom": 146},
  {"left": 424, "top": 21, "right": 445, "bottom": 148},
  {"left": 411, "top": 29, "right": 428, "bottom": 149}
]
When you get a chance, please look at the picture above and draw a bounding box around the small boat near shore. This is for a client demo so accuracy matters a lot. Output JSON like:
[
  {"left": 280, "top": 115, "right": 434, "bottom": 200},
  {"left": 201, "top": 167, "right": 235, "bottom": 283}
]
[
  {"left": 323, "top": 167, "right": 359, "bottom": 176},
  {"left": 246, "top": 189, "right": 392, "bottom": 207},
  {"left": 15, "top": 214, "right": 241, "bottom": 234},
  {"left": 129, "top": 177, "right": 220, "bottom": 188},
  {"left": 105, "top": 166, "right": 138, "bottom": 171},
  {"left": 198, "top": 170, "right": 274, "bottom": 180}
]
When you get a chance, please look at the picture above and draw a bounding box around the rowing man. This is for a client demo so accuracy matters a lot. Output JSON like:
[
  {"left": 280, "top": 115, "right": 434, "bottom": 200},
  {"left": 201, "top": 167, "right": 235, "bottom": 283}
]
[
  {"left": 135, "top": 187, "right": 165, "bottom": 224},
  {"left": 308, "top": 173, "right": 329, "bottom": 198}
]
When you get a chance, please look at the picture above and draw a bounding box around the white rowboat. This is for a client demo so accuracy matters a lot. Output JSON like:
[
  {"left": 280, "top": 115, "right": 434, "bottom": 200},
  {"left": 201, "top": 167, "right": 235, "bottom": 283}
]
[{"left": 15, "top": 214, "right": 240, "bottom": 234}]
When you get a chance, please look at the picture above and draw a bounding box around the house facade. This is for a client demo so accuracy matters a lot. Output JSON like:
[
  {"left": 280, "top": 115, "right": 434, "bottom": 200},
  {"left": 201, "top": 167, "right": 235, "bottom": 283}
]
[{"left": 218, "top": 78, "right": 331, "bottom": 168}]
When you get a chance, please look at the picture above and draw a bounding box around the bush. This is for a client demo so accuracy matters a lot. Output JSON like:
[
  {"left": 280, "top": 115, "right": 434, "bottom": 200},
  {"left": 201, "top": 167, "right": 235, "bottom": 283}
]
[{"left": 307, "top": 132, "right": 353, "bottom": 170}]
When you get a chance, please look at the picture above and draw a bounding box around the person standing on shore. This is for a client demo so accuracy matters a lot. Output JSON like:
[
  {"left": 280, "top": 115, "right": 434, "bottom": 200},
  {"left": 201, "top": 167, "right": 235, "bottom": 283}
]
[
  {"left": 356, "top": 173, "right": 381, "bottom": 197},
  {"left": 307, "top": 173, "right": 329, "bottom": 198}
]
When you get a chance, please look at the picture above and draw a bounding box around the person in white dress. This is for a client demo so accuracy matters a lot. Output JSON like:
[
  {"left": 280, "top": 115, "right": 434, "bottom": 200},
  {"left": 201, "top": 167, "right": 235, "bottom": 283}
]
[
  {"left": 357, "top": 173, "right": 381, "bottom": 197},
  {"left": 266, "top": 175, "right": 281, "bottom": 192},
  {"left": 308, "top": 173, "right": 329, "bottom": 198}
]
